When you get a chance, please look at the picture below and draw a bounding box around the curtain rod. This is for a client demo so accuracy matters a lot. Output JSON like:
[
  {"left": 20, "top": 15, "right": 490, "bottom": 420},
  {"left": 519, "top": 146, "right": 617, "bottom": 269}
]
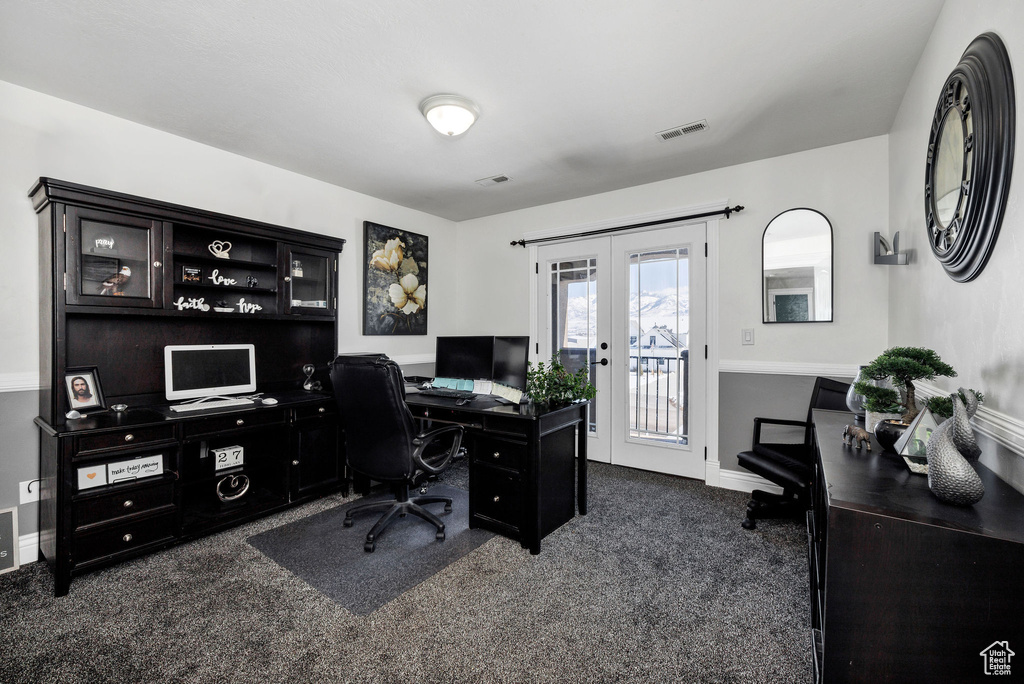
[{"left": 510, "top": 205, "right": 744, "bottom": 247}]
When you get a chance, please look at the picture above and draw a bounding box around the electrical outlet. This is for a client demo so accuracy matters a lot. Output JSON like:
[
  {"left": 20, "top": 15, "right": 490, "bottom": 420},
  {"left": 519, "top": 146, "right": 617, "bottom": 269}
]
[
  {"left": 19, "top": 480, "right": 39, "bottom": 505},
  {"left": 742, "top": 328, "right": 755, "bottom": 345}
]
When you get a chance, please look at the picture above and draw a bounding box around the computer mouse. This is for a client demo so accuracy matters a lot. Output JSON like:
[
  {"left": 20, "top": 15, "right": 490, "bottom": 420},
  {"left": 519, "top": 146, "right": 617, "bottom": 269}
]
[
  {"left": 65, "top": 410, "right": 82, "bottom": 419},
  {"left": 456, "top": 398, "right": 470, "bottom": 406},
  {"left": 262, "top": 397, "right": 278, "bottom": 405}
]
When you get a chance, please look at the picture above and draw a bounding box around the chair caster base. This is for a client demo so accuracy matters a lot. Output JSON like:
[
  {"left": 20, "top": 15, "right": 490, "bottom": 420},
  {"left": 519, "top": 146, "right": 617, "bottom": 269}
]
[
  {"left": 343, "top": 518, "right": 354, "bottom": 527},
  {"left": 364, "top": 541, "right": 375, "bottom": 552},
  {"left": 741, "top": 516, "right": 757, "bottom": 530},
  {"left": 444, "top": 503, "right": 452, "bottom": 513},
  {"left": 436, "top": 530, "right": 446, "bottom": 541}
]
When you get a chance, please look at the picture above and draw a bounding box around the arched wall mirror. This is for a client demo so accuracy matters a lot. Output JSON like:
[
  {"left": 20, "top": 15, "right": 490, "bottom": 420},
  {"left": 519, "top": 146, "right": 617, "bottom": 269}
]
[{"left": 762, "top": 208, "right": 833, "bottom": 323}]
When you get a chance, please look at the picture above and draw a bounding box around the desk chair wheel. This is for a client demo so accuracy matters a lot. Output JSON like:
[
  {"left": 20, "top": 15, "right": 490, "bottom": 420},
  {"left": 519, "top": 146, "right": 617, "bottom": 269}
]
[
  {"left": 436, "top": 528, "right": 445, "bottom": 541},
  {"left": 364, "top": 541, "right": 375, "bottom": 552},
  {"left": 444, "top": 502, "right": 452, "bottom": 513},
  {"left": 343, "top": 517, "right": 354, "bottom": 527}
]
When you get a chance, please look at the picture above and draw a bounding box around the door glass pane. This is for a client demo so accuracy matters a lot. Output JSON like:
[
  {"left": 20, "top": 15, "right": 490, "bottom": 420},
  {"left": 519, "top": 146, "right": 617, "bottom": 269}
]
[
  {"left": 550, "top": 258, "right": 598, "bottom": 433},
  {"left": 628, "top": 247, "right": 689, "bottom": 446},
  {"left": 289, "top": 252, "right": 330, "bottom": 309},
  {"left": 80, "top": 220, "right": 151, "bottom": 298}
]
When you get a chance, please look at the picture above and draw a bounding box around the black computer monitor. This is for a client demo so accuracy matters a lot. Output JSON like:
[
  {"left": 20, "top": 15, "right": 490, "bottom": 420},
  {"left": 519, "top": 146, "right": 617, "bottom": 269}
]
[
  {"left": 434, "top": 336, "right": 494, "bottom": 381},
  {"left": 492, "top": 336, "right": 529, "bottom": 390}
]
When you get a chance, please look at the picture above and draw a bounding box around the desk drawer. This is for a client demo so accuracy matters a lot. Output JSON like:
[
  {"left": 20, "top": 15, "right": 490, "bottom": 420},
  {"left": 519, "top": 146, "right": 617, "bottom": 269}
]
[
  {"left": 75, "top": 481, "right": 175, "bottom": 529},
  {"left": 294, "top": 403, "right": 336, "bottom": 421},
  {"left": 471, "top": 434, "right": 525, "bottom": 471},
  {"left": 184, "top": 410, "right": 285, "bottom": 438},
  {"left": 472, "top": 466, "right": 521, "bottom": 528},
  {"left": 74, "top": 511, "right": 177, "bottom": 565},
  {"left": 78, "top": 424, "right": 175, "bottom": 453}
]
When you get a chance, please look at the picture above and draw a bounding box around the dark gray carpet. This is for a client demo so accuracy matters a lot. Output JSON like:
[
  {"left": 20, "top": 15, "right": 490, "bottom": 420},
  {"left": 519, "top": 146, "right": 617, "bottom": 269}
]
[
  {"left": 247, "top": 484, "right": 493, "bottom": 615},
  {"left": 0, "top": 461, "right": 810, "bottom": 683}
]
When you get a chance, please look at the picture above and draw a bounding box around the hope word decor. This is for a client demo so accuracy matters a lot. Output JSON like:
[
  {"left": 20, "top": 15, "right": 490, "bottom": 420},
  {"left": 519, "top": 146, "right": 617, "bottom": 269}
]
[
  {"left": 363, "top": 221, "right": 428, "bottom": 335},
  {"left": 236, "top": 298, "right": 262, "bottom": 314},
  {"left": 208, "top": 240, "right": 232, "bottom": 259}
]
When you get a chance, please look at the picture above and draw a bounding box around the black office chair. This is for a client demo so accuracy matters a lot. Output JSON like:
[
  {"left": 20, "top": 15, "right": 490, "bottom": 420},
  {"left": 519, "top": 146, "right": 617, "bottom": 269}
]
[
  {"left": 330, "top": 354, "right": 464, "bottom": 552},
  {"left": 737, "top": 376, "right": 850, "bottom": 530}
]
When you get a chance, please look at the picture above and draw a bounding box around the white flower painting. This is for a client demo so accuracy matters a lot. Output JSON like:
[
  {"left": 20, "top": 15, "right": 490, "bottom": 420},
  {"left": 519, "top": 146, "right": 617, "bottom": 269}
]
[{"left": 363, "top": 222, "right": 428, "bottom": 335}]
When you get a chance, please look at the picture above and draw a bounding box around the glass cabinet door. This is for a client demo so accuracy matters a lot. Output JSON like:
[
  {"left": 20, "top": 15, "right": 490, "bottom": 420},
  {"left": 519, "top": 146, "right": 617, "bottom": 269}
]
[
  {"left": 65, "top": 206, "right": 163, "bottom": 308},
  {"left": 285, "top": 248, "right": 335, "bottom": 316}
]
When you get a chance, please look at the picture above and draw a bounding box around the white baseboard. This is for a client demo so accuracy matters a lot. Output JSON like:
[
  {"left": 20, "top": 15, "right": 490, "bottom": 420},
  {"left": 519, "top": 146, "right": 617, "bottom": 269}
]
[
  {"left": 18, "top": 532, "right": 38, "bottom": 566},
  {"left": 716, "top": 469, "right": 784, "bottom": 495},
  {"left": 704, "top": 459, "right": 721, "bottom": 487}
]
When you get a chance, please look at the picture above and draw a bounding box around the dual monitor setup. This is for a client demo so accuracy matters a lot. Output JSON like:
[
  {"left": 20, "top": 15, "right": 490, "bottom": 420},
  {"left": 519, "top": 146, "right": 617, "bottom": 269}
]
[{"left": 161, "top": 335, "right": 529, "bottom": 412}]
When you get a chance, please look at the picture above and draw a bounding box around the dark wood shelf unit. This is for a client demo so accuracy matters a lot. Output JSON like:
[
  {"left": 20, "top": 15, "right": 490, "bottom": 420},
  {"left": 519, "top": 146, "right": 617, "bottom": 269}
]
[
  {"left": 809, "top": 409, "right": 1024, "bottom": 683},
  {"left": 31, "top": 178, "right": 347, "bottom": 596}
]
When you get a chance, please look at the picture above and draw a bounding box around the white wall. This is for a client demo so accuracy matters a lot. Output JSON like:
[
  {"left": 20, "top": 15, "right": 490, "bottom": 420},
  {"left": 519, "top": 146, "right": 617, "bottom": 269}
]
[
  {"left": 456, "top": 136, "right": 890, "bottom": 367},
  {"left": 0, "top": 79, "right": 459, "bottom": 389},
  {"left": 888, "top": 0, "right": 1024, "bottom": 418}
]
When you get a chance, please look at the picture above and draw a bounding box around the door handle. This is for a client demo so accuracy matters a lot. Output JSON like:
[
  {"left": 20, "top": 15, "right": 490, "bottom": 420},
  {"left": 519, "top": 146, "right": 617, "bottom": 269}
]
[{"left": 591, "top": 358, "right": 608, "bottom": 366}]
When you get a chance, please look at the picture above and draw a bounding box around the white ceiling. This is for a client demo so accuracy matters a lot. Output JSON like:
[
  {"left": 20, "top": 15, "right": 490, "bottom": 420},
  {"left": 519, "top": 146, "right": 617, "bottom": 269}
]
[{"left": 0, "top": 0, "right": 945, "bottom": 221}]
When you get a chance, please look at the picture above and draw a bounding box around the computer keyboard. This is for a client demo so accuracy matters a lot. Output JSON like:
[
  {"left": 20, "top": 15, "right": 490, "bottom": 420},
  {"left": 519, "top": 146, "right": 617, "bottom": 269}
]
[
  {"left": 417, "top": 387, "right": 476, "bottom": 399},
  {"left": 169, "top": 397, "right": 255, "bottom": 412}
]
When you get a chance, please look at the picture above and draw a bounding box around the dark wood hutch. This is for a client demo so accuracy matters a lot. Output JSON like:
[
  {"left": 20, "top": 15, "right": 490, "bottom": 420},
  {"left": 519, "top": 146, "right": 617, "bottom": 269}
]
[{"left": 30, "top": 178, "right": 347, "bottom": 596}]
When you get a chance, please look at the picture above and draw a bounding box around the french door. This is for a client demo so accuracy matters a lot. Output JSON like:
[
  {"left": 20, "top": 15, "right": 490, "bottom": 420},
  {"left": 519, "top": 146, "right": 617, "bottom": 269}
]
[{"left": 537, "top": 222, "right": 707, "bottom": 479}]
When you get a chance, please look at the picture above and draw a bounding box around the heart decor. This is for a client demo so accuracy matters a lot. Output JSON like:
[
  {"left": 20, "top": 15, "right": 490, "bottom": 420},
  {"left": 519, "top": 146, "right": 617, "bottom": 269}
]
[
  {"left": 86, "top": 472, "right": 97, "bottom": 479},
  {"left": 208, "top": 240, "right": 232, "bottom": 259}
]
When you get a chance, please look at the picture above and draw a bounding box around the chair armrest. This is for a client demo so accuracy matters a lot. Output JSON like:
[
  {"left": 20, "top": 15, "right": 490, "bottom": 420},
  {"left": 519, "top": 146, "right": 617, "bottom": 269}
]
[
  {"left": 752, "top": 417, "right": 810, "bottom": 446},
  {"left": 412, "top": 424, "right": 464, "bottom": 474}
]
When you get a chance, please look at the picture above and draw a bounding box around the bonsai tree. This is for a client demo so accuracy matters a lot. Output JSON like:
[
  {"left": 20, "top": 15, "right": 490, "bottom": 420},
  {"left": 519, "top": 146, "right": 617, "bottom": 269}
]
[
  {"left": 854, "top": 346, "right": 956, "bottom": 424},
  {"left": 927, "top": 388, "right": 984, "bottom": 419},
  {"left": 526, "top": 353, "right": 597, "bottom": 407}
]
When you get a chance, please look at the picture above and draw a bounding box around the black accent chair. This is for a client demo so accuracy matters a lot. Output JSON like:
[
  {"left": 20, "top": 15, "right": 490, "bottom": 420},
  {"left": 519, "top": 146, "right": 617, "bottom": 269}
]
[
  {"left": 330, "top": 354, "right": 464, "bottom": 552},
  {"left": 737, "top": 377, "right": 850, "bottom": 530}
]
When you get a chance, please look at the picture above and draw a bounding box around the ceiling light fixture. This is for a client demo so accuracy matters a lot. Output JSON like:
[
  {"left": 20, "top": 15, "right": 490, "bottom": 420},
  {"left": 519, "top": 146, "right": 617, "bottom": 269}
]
[{"left": 419, "top": 94, "right": 480, "bottom": 137}]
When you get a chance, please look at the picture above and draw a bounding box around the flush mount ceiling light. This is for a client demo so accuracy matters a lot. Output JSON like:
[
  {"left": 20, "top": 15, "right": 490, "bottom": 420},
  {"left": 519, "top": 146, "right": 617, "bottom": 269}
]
[{"left": 419, "top": 94, "right": 480, "bottom": 137}]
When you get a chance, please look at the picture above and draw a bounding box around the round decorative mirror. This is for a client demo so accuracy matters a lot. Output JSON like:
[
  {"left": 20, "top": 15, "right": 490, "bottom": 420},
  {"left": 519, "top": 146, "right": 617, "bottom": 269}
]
[
  {"left": 925, "top": 32, "right": 1015, "bottom": 282},
  {"left": 762, "top": 208, "right": 833, "bottom": 323}
]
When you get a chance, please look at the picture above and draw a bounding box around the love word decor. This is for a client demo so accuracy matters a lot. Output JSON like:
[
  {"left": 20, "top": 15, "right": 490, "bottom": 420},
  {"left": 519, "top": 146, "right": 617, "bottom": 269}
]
[
  {"left": 208, "top": 240, "right": 232, "bottom": 259},
  {"left": 207, "top": 269, "right": 237, "bottom": 286}
]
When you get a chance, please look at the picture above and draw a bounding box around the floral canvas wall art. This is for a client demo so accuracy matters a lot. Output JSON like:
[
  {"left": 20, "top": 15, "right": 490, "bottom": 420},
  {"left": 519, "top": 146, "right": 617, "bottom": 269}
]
[{"left": 363, "top": 221, "right": 428, "bottom": 335}]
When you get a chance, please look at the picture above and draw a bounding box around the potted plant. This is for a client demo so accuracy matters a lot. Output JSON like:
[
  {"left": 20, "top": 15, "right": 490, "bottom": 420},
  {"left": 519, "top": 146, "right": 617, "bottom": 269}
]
[
  {"left": 927, "top": 388, "right": 984, "bottom": 419},
  {"left": 526, "top": 353, "right": 597, "bottom": 408},
  {"left": 854, "top": 346, "right": 956, "bottom": 448}
]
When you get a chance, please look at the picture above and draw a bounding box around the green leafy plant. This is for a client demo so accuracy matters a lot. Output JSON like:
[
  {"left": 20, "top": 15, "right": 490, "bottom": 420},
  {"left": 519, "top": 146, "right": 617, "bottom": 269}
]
[
  {"left": 927, "top": 389, "right": 985, "bottom": 419},
  {"left": 526, "top": 353, "right": 597, "bottom": 407},
  {"left": 854, "top": 346, "right": 956, "bottom": 424}
]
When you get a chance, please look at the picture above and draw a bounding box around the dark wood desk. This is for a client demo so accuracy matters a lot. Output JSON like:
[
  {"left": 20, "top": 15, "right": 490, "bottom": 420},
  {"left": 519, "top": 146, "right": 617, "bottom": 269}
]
[
  {"left": 405, "top": 392, "right": 588, "bottom": 554},
  {"left": 36, "top": 391, "right": 341, "bottom": 596},
  {"left": 809, "top": 409, "right": 1024, "bottom": 683}
]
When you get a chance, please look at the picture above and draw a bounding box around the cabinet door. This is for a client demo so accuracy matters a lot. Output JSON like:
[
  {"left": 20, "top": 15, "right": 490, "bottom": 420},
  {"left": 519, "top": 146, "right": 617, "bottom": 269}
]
[
  {"left": 65, "top": 207, "right": 163, "bottom": 308},
  {"left": 283, "top": 247, "right": 336, "bottom": 316},
  {"left": 291, "top": 415, "right": 341, "bottom": 498}
]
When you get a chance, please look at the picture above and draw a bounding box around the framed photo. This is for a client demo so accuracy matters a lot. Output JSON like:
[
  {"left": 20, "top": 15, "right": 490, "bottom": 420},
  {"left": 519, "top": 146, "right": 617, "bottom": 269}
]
[
  {"left": 363, "top": 221, "right": 428, "bottom": 335},
  {"left": 64, "top": 366, "right": 105, "bottom": 412}
]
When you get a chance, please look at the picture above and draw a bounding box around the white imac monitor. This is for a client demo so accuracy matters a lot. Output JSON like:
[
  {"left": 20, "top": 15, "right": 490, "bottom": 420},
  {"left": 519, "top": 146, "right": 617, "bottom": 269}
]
[{"left": 164, "top": 344, "right": 257, "bottom": 401}]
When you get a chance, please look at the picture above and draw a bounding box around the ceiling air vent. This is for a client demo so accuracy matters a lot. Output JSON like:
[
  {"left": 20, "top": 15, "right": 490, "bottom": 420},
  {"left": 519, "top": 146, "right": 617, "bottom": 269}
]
[
  {"left": 656, "top": 119, "right": 709, "bottom": 141},
  {"left": 474, "top": 174, "right": 513, "bottom": 186}
]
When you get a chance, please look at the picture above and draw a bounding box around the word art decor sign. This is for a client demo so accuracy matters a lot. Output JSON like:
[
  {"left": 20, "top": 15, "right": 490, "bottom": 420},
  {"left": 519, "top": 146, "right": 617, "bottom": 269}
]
[{"left": 363, "top": 221, "right": 428, "bottom": 335}]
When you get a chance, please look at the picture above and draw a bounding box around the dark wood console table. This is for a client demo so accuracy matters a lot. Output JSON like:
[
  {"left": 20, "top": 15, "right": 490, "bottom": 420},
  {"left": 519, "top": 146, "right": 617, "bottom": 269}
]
[
  {"left": 809, "top": 409, "right": 1024, "bottom": 683},
  {"left": 406, "top": 392, "right": 588, "bottom": 554}
]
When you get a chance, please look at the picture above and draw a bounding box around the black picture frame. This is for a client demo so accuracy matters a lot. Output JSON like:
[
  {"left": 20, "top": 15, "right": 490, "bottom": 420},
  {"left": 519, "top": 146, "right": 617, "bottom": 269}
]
[
  {"left": 64, "top": 366, "right": 105, "bottom": 413},
  {"left": 362, "top": 221, "right": 428, "bottom": 335}
]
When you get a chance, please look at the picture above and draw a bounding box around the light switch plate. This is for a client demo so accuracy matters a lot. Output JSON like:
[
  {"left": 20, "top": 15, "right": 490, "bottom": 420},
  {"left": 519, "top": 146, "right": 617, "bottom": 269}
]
[{"left": 742, "top": 329, "right": 755, "bottom": 345}]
